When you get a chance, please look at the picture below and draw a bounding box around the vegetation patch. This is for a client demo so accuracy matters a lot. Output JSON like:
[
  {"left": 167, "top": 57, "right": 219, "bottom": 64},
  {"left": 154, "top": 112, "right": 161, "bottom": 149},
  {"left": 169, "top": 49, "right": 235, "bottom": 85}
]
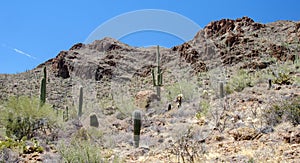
[
  {"left": 58, "top": 139, "right": 103, "bottom": 163},
  {"left": 0, "top": 96, "right": 61, "bottom": 141},
  {"left": 263, "top": 97, "right": 300, "bottom": 126},
  {"left": 225, "top": 69, "right": 254, "bottom": 94},
  {"left": 273, "top": 72, "right": 293, "bottom": 85}
]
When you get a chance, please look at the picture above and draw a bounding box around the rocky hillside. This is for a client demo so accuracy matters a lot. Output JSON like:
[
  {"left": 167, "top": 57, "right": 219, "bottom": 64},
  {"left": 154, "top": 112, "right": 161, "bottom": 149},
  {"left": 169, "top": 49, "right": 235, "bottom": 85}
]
[{"left": 0, "top": 16, "right": 299, "bottom": 162}]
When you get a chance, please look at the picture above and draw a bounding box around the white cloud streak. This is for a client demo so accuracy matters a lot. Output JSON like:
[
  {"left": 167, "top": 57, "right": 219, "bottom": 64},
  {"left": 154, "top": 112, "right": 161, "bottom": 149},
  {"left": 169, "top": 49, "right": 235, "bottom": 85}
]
[
  {"left": 13, "top": 48, "right": 37, "bottom": 59},
  {"left": 1, "top": 43, "right": 37, "bottom": 60}
]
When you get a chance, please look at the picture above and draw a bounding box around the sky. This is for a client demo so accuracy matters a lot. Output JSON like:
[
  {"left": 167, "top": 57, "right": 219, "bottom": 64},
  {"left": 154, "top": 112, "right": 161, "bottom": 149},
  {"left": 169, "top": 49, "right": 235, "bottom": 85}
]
[{"left": 0, "top": 0, "right": 299, "bottom": 74}]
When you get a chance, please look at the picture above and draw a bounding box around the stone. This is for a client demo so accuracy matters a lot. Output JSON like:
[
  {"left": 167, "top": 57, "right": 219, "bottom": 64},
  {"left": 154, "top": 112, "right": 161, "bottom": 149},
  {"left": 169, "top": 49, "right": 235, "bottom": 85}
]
[
  {"left": 229, "top": 127, "right": 262, "bottom": 141},
  {"left": 135, "top": 90, "right": 158, "bottom": 109},
  {"left": 51, "top": 51, "right": 70, "bottom": 79},
  {"left": 69, "top": 43, "right": 84, "bottom": 50}
]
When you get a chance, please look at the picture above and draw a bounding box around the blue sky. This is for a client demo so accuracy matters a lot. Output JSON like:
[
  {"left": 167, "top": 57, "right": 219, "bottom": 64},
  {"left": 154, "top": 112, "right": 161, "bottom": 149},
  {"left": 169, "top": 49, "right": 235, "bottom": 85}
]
[{"left": 0, "top": 0, "right": 299, "bottom": 74}]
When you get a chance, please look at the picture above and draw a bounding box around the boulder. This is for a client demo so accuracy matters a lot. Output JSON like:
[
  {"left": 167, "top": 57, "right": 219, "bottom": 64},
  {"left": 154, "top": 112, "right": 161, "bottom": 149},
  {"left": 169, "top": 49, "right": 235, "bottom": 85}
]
[{"left": 135, "top": 90, "right": 158, "bottom": 109}]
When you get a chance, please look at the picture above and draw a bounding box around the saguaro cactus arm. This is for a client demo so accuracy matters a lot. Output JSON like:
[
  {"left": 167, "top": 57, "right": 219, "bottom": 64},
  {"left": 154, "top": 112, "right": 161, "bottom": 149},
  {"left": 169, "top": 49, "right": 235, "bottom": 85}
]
[
  {"left": 152, "top": 45, "right": 163, "bottom": 101},
  {"left": 152, "top": 45, "right": 163, "bottom": 87}
]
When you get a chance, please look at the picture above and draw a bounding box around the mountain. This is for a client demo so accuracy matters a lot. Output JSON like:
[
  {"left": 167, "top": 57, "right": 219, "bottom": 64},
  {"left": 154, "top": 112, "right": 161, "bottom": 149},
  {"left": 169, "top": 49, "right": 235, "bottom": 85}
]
[{"left": 0, "top": 16, "right": 299, "bottom": 162}]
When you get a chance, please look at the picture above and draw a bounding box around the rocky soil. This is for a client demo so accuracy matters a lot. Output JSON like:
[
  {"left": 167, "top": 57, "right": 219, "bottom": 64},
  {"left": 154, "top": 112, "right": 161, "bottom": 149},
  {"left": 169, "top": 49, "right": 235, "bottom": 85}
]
[{"left": 0, "top": 16, "right": 300, "bottom": 162}]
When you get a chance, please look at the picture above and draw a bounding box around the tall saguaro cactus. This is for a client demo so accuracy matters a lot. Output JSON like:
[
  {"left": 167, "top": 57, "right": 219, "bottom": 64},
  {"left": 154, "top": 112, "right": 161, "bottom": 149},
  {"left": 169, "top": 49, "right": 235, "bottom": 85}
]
[
  {"left": 43, "top": 66, "right": 47, "bottom": 81},
  {"left": 152, "top": 45, "right": 163, "bottom": 100},
  {"left": 78, "top": 86, "right": 83, "bottom": 117},
  {"left": 40, "top": 67, "right": 47, "bottom": 106},
  {"left": 132, "top": 110, "right": 142, "bottom": 148}
]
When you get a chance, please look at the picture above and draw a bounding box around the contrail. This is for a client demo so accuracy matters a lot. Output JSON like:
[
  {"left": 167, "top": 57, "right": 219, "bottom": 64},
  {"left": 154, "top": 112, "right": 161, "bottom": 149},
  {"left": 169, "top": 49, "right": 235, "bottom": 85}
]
[
  {"left": 1, "top": 43, "right": 37, "bottom": 60},
  {"left": 13, "top": 48, "right": 37, "bottom": 59}
]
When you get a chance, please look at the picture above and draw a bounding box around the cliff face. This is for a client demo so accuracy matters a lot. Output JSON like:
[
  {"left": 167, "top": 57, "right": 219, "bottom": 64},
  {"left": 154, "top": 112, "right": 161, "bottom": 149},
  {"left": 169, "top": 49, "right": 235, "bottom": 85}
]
[
  {"left": 175, "top": 16, "right": 299, "bottom": 68},
  {"left": 35, "top": 17, "right": 300, "bottom": 82}
]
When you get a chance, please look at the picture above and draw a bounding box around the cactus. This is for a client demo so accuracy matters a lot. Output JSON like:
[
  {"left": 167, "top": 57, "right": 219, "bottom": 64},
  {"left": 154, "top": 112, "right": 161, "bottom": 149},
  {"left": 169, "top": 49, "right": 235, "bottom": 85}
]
[
  {"left": 40, "top": 67, "right": 47, "bottom": 106},
  {"left": 152, "top": 45, "right": 163, "bottom": 100},
  {"left": 132, "top": 110, "right": 142, "bottom": 148},
  {"left": 168, "top": 103, "right": 172, "bottom": 111},
  {"left": 220, "top": 82, "right": 224, "bottom": 98},
  {"left": 43, "top": 67, "right": 47, "bottom": 81},
  {"left": 63, "top": 106, "right": 69, "bottom": 121},
  {"left": 90, "top": 113, "right": 99, "bottom": 127},
  {"left": 268, "top": 79, "right": 272, "bottom": 90},
  {"left": 78, "top": 86, "right": 83, "bottom": 117}
]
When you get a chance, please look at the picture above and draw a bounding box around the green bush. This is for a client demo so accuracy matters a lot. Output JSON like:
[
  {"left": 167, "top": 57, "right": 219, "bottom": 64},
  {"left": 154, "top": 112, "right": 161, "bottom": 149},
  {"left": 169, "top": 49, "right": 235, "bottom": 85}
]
[
  {"left": 273, "top": 72, "right": 293, "bottom": 85},
  {"left": 58, "top": 138, "right": 102, "bottom": 163},
  {"left": 0, "top": 96, "right": 61, "bottom": 140},
  {"left": 264, "top": 97, "right": 300, "bottom": 126},
  {"left": 0, "top": 137, "right": 25, "bottom": 153},
  {"left": 225, "top": 69, "right": 254, "bottom": 94},
  {"left": 196, "top": 100, "right": 210, "bottom": 119},
  {"left": 0, "top": 137, "right": 43, "bottom": 154},
  {"left": 164, "top": 78, "right": 198, "bottom": 102}
]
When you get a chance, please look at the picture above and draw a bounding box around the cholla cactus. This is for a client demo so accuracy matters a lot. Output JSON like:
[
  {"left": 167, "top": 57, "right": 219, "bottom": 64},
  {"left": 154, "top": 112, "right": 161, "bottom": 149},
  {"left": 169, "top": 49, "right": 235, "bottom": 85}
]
[{"left": 132, "top": 110, "right": 142, "bottom": 148}]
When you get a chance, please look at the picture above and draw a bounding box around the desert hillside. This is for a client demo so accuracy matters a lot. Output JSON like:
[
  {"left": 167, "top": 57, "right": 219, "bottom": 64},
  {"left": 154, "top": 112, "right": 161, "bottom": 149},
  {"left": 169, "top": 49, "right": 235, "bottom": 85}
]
[{"left": 0, "top": 16, "right": 299, "bottom": 162}]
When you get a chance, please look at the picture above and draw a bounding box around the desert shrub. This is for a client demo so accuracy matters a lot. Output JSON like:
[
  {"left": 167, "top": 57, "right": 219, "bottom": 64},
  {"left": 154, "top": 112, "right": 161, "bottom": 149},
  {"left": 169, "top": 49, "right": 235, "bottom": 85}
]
[
  {"left": 263, "top": 97, "right": 300, "bottom": 126},
  {"left": 58, "top": 138, "right": 102, "bottom": 163},
  {"left": 269, "top": 60, "right": 298, "bottom": 85},
  {"left": 195, "top": 100, "right": 210, "bottom": 119},
  {"left": 0, "top": 137, "right": 44, "bottom": 155},
  {"left": 225, "top": 69, "right": 254, "bottom": 94},
  {"left": 0, "top": 137, "right": 25, "bottom": 154},
  {"left": 164, "top": 78, "right": 198, "bottom": 102},
  {"left": 273, "top": 72, "right": 293, "bottom": 85},
  {"left": 58, "top": 130, "right": 122, "bottom": 163},
  {"left": 168, "top": 126, "right": 206, "bottom": 163},
  {"left": 0, "top": 96, "right": 61, "bottom": 140},
  {"left": 111, "top": 83, "right": 135, "bottom": 117}
]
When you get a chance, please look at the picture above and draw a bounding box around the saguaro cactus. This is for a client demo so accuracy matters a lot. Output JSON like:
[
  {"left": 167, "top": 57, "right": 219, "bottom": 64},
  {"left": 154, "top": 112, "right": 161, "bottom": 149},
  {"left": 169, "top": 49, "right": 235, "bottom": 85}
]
[
  {"left": 220, "top": 82, "right": 224, "bottom": 98},
  {"left": 43, "top": 66, "right": 47, "bottom": 81},
  {"left": 78, "top": 86, "right": 83, "bottom": 117},
  {"left": 152, "top": 45, "right": 163, "bottom": 101},
  {"left": 40, "top": 67, "right": 47, "bottom": 106},
  {"left": 268, "top": 79, "right": 272, "bottom": 90},
  {"left": 132, "top": 110, "right": 142, "bottom": 148}
]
